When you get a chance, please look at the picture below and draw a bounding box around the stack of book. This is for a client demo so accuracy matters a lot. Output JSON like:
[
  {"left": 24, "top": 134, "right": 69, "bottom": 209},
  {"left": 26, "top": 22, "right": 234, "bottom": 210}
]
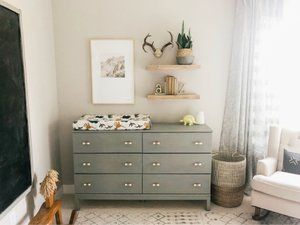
[{"left": 165, "top": 75, "right": 177, "bottom": 95}]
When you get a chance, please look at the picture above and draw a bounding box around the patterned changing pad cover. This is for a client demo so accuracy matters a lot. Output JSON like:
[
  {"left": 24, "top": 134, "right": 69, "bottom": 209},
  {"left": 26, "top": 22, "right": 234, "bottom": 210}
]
[{"left": 73, "top": 114, "right": 151, "bottom": 131}]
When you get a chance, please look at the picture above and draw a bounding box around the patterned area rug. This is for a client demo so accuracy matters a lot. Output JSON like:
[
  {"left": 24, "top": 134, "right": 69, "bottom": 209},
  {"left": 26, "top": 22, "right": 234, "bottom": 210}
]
[{"left": 74, "top": 198, "right": 300, "bottom": 225}]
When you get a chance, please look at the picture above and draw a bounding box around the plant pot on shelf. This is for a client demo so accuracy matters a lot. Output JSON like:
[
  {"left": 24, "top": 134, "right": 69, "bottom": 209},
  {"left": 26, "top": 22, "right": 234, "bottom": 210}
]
[{"left": 176, "top": 48, "right": 194, "bottom": 65}]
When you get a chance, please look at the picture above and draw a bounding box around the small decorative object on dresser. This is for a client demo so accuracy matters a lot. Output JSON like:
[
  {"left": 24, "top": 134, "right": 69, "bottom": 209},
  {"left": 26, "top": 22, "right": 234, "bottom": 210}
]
[
  {"left": 90, "top": 39, "right": 134, "bottom": 104},
  {"left": 72, "top": 120, "right": 212, "bottom": 210},
  {"left": 142, "top": 31, "right": 174, "bottom": 58},
  {"left": 180, "top": 115, "right": 196, "bottom": 126},
  {"left": 176, "top": 21, "right": 194, "bottom": 65},
  {"left": 195, "top": 111, "right": 205, "bottom": 125}
]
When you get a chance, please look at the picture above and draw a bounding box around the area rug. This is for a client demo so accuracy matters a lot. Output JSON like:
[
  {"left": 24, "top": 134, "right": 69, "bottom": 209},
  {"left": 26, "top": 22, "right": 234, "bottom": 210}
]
[{"left": 74, "top": 198, "right": 300, "bottom": 225}]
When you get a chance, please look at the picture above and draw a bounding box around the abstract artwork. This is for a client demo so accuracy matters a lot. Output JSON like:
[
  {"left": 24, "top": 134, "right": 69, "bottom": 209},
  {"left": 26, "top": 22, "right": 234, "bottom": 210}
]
[
  {"left": 91, "top": 39, "right": 134, "bottom": 104},
  {"left": 101, "top": 55, "right": 125, "bottom": 78}
]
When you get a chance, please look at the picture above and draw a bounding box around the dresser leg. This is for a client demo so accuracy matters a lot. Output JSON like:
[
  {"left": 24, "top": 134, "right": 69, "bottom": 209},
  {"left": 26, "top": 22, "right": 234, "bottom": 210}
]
[
  {"left": 205, "top": 198, "right": 211, "bottom": 211},
  {"left": 74, "top": 195, "right": 81, "bottom": 210}
]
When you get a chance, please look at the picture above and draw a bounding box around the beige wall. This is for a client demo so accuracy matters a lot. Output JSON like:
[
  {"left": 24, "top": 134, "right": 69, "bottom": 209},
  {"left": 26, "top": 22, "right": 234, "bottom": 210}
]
[
  {"left": 52, "top": 0, "right": 235, "bottom": 185},
  {"left": 0, "top": 0, "right": 60, "bottom": 224}
]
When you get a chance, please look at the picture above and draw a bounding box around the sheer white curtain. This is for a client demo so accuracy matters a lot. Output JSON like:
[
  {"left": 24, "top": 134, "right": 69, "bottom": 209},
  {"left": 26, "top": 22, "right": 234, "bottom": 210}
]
[
  {"left": 275, "top": 0, "right": 300, "bottom": 129},
  {"left": 219, "top": 0, "right": 284, "bottom": 190}
]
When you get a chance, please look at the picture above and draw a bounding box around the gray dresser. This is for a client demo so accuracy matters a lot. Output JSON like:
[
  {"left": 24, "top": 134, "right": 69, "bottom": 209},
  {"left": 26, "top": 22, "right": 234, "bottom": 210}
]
[{"left": 73, "top": 123, "right": 212, "bottom": 210}]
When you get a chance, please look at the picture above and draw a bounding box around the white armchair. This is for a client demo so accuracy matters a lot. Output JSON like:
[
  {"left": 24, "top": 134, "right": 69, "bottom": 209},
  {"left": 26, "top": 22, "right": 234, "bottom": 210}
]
[{"left": 251, "top": 126, "right": 300, "bottom": 219}]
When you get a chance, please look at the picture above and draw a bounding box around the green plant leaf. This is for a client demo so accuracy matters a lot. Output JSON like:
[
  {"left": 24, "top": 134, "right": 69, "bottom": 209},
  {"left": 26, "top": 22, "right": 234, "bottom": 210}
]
[
  {"left": 182, "top": 34, "right": 187, "bottom": 46},
  {"left": 176, "top": 33, "right": 183, "bottom": 48},
  {"left": 177, "top": 33, "right": 181, "bottom": 42},
  {"left": 177, "top": 21, "right": 193, "bottom": 49}
]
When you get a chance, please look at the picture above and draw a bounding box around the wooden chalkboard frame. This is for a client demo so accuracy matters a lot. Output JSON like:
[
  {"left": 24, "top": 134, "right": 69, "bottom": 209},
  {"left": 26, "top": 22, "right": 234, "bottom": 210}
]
[{"left": 0, "top": 1, "right": 34, "bottom": 220}]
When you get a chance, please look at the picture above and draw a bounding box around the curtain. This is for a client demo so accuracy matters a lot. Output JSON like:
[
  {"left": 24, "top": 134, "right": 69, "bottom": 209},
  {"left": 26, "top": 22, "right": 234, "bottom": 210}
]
[{"left": 219, "top": 0, "right": 284, "bottom": 191}]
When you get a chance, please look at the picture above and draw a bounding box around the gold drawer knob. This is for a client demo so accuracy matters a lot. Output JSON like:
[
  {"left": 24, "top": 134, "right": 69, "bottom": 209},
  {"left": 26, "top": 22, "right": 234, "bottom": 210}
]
[
  {"left": 152, "top": 183, "right": 160, "bottom": 187},
  {"left": 194, "top": 141, "right": 203, "bottom": 145},
  {"left": 193, "top": 183, "right": 202, "bottom": 187},
  {"left": 124, "top": 162, "right": 133, "bottom": 167},
  {"left": 82, "top": 141, "right": 91, "bottom": 146},
  {"left": 124, "top": 183, "right": 133, "bottom": 187},
  {"left": 83, "top": 183, "right": 92, "bottom": 187},
  {"left": 152, "top": 162, "right": 161, "bottom": 167},
  {"left": 152, "top": 141, "right": 161, "bottom": 145},
  {"left": 124, "top": 141, "right": 133, "bottom": 145},
  {"left": 193, "top": 162, "right": 202, "bottom": 167},
  {"left": 82, "top": 162, "right": 91, "bottom": 166}
]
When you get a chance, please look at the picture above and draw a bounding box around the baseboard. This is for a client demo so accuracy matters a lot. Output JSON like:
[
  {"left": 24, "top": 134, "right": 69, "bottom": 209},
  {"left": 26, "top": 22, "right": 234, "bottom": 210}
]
[{"left": 63, "top": 184, "right": 75, "bottom": 194}]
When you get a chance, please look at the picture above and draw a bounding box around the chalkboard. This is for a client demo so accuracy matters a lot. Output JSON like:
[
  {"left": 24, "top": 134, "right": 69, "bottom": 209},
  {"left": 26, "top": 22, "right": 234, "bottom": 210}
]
[{"left": 0, "top": 4, "right": 32, "bottom": 214}]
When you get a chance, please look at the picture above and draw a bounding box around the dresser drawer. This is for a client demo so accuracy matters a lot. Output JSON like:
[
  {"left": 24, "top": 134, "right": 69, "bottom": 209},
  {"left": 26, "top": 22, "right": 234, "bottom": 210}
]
[
  {"left": 143, "top": 174, "right": 210, "bottom": 194},
  {"left": 74, "top": 154, "right": 142, "bottom": 173},
  {"left": 75, "top": 174, "right": 142, "bottom": 194},
  {"left": 143, "top": 133, "right": 211, "bottom": 153},
  {"left": 73, "top": 133, "right": 142, "bottom": 153},
  {"left": 143, "top": 154, "right": 211, "bottom": 174}
]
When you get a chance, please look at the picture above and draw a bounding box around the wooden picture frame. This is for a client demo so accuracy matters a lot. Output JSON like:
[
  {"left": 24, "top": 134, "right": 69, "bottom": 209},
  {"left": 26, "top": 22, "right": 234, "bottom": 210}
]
[{"left": 90, "top": 39, "right": 134, "bottom": 104}]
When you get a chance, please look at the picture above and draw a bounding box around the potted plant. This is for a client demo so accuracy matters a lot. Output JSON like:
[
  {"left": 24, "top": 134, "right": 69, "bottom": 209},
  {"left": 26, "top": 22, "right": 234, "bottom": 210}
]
[{"left": 176, "top": 21, "right": 194, "bottom": 65}]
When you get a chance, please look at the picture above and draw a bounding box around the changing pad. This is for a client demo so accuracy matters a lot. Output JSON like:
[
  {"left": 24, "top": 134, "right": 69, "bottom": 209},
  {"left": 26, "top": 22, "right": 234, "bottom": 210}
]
[{"left": 73, "top": 114, "right": 151, "bottom": 131}]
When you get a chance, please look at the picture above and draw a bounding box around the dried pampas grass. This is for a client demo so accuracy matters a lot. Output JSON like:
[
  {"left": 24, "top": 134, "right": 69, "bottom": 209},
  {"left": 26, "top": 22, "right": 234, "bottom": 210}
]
[{"left": 40, "top": 169, "right": 59, "bottom": 199}]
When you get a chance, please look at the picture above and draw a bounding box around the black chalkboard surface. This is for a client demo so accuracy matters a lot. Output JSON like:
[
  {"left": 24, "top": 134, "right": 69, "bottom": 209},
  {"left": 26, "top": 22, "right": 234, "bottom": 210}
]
[{"left": 0, "top": 5, "right": 32, "bottom": 213}]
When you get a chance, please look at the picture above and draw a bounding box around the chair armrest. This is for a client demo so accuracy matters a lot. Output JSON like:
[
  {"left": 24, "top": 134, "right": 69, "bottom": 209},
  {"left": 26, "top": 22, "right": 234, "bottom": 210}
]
[{"left": 256, "top": 157, "right": 277, "bottom": 176}]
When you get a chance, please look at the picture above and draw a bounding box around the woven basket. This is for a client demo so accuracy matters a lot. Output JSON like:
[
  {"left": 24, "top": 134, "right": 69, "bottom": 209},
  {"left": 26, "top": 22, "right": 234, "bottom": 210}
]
[
  {"left": 211, "top": 153, "right": 246, "bottom": 207},
  {"left": 176, "top": 48, "right": 193, "bottom": 57}
]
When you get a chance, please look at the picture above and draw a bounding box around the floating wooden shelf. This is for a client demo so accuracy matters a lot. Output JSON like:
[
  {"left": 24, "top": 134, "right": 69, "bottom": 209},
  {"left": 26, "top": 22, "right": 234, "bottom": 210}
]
[
  {"left": 146, "top": 64, "right": 201, "bottom": 72},
  {"left": 147, "top": 94, "right": 200, "bottom": 100}
]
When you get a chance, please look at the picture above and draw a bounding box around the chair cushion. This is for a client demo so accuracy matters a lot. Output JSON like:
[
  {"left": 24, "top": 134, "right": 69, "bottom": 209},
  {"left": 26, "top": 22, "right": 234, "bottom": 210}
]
[
  {"left": 283, "top": 149, "right": 300, "bottom": 175},
  {"left": 277, "top": 130, "right": 300, "bottom": 171},
  {"left": 278, "top": 145, "right": 300, "bottom": 171},
  {"left": 252, "top": 171, "right": 300, "bottom": 203}
]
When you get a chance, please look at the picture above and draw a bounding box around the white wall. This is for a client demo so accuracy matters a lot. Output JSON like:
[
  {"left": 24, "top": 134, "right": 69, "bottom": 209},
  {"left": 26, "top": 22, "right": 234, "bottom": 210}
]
[
  {"left": 52, "top": 0, "right": 235, "bottom": 185},
  {"left": 0, "top": 0, "right": 60, "bottom": 224}
]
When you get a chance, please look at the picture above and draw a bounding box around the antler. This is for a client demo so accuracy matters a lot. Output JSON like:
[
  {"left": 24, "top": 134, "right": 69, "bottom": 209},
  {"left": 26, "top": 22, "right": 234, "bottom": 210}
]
[
  {"left": 161, "top": 31, "right": 174, "bottom": 52},
  {"left": 142, "top": 34, "right": 156, "bottom": 53}
]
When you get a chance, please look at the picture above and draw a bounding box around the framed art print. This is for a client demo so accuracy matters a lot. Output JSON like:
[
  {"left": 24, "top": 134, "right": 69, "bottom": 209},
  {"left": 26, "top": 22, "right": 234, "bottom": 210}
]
[{"left": 90, "top": 39, "right": 134, "bottom": 104}]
